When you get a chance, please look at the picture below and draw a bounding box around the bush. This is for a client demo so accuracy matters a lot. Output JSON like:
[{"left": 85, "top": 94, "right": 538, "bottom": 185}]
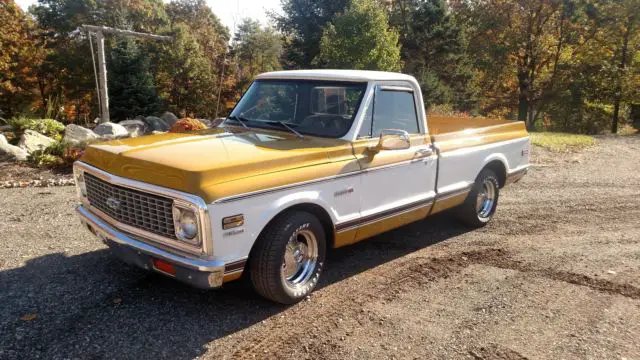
[
  {"left": 27, "top": 140, "right": 85, "bottom": 168},
  {"left": 169, "top": 118, "right": 207, "bottom": 133},
  {"left": 8, "top": 117, "right": 65, "bottom": 139}
]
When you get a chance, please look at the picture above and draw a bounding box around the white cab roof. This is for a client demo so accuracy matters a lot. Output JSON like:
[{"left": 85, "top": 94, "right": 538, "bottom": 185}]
[{"left": 256, "top": 69, "right": 418, "bottom": 84}]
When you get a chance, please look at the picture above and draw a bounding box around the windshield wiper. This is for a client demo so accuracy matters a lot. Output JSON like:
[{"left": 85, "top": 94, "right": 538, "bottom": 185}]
[
  {"left": 264, "top": 121, "right": 304, "bottom": 138},
  {"left": 226, "top": 115, "right": 250, "bottom": 129}
]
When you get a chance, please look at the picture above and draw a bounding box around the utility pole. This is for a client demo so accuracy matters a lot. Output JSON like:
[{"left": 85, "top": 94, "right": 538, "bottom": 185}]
[
  {"left": 95, "top": 30, "right": 109, "bottom": 123},
  {"left": 82, "top": 25, "right": 172, "bottom": 123}
]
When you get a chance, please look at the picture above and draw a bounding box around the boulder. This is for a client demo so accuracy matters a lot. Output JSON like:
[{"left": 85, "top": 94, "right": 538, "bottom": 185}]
[
  {"left": 94, "top": 122, "right": 129, "bottom": 139},
  {"left": 160, "top": 112, "right": 179, "bottom": 127},
  {"left": 143, "top": 116, "right": 170, "bottom": 132},
  {"left": 18, "top": 130, "right": 56, "bottom": 154},
  {"left": 63, "top": 124, "right": 99, "bottom": 144},
  {"left": 118, "top": 119, "right": 148, "bottom": 137},
  {"left": 0, "top": 142, "right": 28, "bottom": 161}
]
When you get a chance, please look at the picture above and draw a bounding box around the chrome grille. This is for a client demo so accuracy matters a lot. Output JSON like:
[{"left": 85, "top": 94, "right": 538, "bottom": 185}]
[{"left": 84, "top": 173, "right": 177, "bottom": 239}]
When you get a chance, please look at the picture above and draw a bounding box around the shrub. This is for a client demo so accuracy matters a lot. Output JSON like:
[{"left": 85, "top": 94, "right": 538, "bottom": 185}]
[
  {"left": 28, "top": 152, "right": 63, "bottom": 168},
  {"left": 27, "top": 140, "right": 85, "bottom": 168},
  {"left": 169, "top": 118, "right": 207, "bottom": 133},
  {"left": 8, "top": 117, "right": 65, "bottom": 138}
]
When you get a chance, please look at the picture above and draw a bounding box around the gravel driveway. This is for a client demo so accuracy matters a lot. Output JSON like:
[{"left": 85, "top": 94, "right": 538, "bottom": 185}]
[{"left": 1, "top": 136, "right": 639, "bottom": 359}]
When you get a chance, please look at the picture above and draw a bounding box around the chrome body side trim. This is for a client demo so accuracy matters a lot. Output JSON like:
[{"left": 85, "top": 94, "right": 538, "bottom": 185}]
[
  {"left": 74, "top": 161, "right": 212, "bottom": 256},
  {"left": 213, "top": 155, "right": 437, "bottom": 204},
  {"left": 335, "top": 196, "right": 435, "bottom": 232},
  {"left": 435, "top": 183, "right": 473, "bottom": 201}
]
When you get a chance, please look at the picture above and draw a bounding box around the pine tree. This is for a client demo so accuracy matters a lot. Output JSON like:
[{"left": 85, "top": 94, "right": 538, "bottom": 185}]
[
  {"left": 108, "top": 38, "right": 161, "bottom": 120},
  {"left": 393, "top": 0, "right": 477, "bottom": 111}
]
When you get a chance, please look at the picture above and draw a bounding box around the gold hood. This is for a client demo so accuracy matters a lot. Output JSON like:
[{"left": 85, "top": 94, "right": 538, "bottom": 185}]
[{"left": 81, "top": 127, "right": 358, "bottom": 203}]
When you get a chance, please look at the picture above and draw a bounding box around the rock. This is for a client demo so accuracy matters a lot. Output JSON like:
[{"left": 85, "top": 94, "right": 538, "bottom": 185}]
[
  {"left": 0, "top": 142, "right": 28, "bottom": 161},
  {"left": 63, "top": 124, "right": 99, "bottom": 144},
  {"left": 143, "top": 116, "right": 170, "bottom": 132},
  {"left": 160, "top": 112, "right": 179, "bottom": 127},
  {"left": 118, "top": 120, "right": 148, "bottom": 137},
  {"left": 0, "top": 124, "right": 11, "bottom": 132},
  {"left": 94, "top": 122, "right": 129, "bottom": 139},
  {"left": 18, "top": 130, "right": 56, "bottom": 154},
  {"left": 0, "top": 134, "right": 7, "bottom": 145}
]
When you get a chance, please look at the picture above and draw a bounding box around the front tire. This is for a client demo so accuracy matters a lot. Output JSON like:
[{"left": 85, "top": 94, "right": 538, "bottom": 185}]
[
  {"left": 249, "top": 211, "right": 326, "bottom": 304},
  {"left": 456, "top": 168, "right": 500, "bottom": 227}
]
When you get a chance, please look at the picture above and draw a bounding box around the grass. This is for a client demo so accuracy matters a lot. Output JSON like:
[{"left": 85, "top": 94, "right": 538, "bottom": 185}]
[{"left": 530, "top": 132, "right": 596, "bottom": 152}]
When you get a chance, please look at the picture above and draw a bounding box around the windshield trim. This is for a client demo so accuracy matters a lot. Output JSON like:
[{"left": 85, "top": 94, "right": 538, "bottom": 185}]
[{"left": 226, "top": 79, "right": 368, "bottom": 139}]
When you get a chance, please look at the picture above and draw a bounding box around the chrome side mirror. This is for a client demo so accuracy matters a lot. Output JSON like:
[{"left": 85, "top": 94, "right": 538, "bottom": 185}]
[{"left": 370, "top": 129, "right": 411, "bottom": 152}]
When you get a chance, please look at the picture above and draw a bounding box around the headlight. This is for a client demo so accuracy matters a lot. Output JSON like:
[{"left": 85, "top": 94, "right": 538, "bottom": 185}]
[
  {"left": 75, "top": 170, "right": 87, "bottom": 198},
  {"left": 173, "top": 206, "right": 200, "bottom": 245}
]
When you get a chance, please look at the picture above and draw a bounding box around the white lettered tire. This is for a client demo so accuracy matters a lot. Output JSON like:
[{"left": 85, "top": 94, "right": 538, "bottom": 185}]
[{"left": 249, "top": 211, "right": 326, "bottom": 304}]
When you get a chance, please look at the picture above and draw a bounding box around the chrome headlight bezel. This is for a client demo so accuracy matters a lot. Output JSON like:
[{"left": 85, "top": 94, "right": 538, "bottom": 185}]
[
  {"left": 73, "top": 165, "right": 88, "bottom": 200},
  {"left": 172, "top": 202, "right": 202, "bottom": 246}
]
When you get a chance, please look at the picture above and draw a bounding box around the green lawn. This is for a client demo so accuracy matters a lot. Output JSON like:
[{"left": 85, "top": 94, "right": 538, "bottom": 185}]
[{"left": 530, "top": 132, "right": 596, "bottom": 152}]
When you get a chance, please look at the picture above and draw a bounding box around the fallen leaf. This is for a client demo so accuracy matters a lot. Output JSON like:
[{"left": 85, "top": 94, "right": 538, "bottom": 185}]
[{"left": 20, "top": 313, "right": 38, "bottom": 321}]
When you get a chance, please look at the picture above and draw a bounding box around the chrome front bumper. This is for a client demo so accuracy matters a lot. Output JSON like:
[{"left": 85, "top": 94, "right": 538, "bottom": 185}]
[{"left": 76, "top": 205, "right": 226, "bottom": 288}]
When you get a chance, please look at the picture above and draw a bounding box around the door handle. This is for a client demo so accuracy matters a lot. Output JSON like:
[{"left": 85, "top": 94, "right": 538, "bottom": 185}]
[{"left": 415, "top": 148, "right": 433, "bottom": 157}]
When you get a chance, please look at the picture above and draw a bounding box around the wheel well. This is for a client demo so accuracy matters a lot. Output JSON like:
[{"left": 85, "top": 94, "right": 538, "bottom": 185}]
[
  {"left": 484, "top": 160, "right": 507, "bottom": 187},
  {"left": 251, "top": 203, "right": 336, "bottom": 256}
]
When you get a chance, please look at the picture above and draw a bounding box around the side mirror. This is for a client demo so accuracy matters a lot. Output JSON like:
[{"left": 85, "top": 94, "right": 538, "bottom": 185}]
[{"left": 369, "top": 129, "right": 411, "bottom": 152}]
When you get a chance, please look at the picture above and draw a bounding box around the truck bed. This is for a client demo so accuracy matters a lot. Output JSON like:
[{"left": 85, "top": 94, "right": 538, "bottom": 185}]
[{"left": 428, "top": 115, "right": 528, "bottom": 152}]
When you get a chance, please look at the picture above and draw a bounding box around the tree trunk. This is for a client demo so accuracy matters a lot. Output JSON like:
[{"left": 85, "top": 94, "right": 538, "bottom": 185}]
[
  {"left": 611, "top": 17, "right": 632, "bottom": 134},
  {"left": 517, "top": 69, "right": 530, "bottom": 125}
]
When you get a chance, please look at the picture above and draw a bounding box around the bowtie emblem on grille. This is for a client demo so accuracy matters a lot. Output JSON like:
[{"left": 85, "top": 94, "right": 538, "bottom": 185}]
[{"left": 106, "top": 197, "right": 121, "bottom": 210}]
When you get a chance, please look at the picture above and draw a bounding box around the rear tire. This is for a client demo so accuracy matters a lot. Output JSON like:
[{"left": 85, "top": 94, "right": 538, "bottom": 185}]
[
  {"left": 249, "top": 211, "right": 326, "bottom": 304},
  {"left": 456, "top": 169, "right": 500, "bottom": 227}
]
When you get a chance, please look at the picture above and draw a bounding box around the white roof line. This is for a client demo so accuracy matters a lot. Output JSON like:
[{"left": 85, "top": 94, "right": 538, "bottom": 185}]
[{"left": 255, "top": 69, "right": 418, "bottom": 83}]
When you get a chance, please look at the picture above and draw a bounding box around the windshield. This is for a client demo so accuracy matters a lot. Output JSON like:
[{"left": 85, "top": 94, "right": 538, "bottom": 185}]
[{"left": 228, "top": 80, "right": 367, "bottom": 138}]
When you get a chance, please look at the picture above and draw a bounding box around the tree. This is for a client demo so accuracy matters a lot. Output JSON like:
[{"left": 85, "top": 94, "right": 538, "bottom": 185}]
[
  {"left": 31, "top": 0, "right": 171, "bottom": 122},
  {"left": 314, "top": 0, "right": 402, "bottom": 71},
  {"left": 0, "top": 0, "right": 43, "bottom": 117},
  {"left": 272, "top": 0, "right": 350, "bottom": 68},
  {"left": 155, "top": 23, "right": 217, "bottom": 117},
  {"left": 165, "top": 0, "right": 232, "bottom": 116},
  {"left": 232, "top": 18, "right": 283, "bottom": 92},
  {"left": 392, "top": 0, "right": 477, "bottom": 110},
  {"left": 598, "top": 0, "right": 639, "bottom": 133},
  {"left": 457, "top": 0, "right": 581, "bottom": 128},
  {"left": 108, "top": 38, "right": 161, "bottom": 120}
]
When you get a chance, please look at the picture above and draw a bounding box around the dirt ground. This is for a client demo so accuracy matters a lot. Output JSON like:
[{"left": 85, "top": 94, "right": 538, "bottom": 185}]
[{"left": 0, "top": 135, "right": 639, "bottom": 359}]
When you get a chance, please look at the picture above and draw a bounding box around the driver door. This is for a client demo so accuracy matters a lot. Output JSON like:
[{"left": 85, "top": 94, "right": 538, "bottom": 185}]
[{"left": 347, "top": 84, "right": 437, "bottom": 242}]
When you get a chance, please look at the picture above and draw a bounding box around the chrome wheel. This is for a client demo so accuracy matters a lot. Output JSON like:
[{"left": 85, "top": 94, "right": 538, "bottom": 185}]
[
  {"left": 281, "top": 228, "right": 318, "bottom": 288},
  {"left": 476, "top": 178, "right": 496, "bottom": 218}
]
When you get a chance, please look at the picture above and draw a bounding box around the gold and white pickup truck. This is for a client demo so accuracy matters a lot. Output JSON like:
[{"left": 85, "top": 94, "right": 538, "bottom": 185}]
[{"left": 74, "top": 70, "right": 529, "bottom": 303}]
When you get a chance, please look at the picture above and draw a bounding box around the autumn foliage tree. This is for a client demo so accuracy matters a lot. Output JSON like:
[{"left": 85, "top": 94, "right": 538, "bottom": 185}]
[{"left": 0, "top": 0, "right": 43, "bottom": 117}]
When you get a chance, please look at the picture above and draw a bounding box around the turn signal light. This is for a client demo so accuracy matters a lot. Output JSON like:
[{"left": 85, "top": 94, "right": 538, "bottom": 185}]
[{"left": 152, "top": 258, "right": 176, "bottom": 275}]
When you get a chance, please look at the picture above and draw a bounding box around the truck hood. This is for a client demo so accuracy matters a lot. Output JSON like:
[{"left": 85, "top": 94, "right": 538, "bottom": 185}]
[{"left": 81, "top": 127, "right": 355, "bottom": 202}]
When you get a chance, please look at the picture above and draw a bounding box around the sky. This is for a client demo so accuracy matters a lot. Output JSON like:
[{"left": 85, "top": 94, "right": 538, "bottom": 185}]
[{"left": 15, "top": 0, "right": 282, "bottom": 35}]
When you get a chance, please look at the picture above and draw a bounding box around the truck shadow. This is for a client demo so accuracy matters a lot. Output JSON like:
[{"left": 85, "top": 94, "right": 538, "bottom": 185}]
[{"left": 0, "top": 213, "right": 470, "bottom": 359}]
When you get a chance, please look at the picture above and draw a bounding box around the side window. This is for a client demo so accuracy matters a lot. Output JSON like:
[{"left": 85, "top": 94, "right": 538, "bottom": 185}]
[
  {"left": 358, "top": 97, "right": 373, "bottom": 138},
  {"left": 372, "top": 90, "right": 419, "bottom": 137}
]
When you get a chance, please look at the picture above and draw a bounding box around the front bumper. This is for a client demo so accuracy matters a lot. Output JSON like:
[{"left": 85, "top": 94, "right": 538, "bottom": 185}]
[{"left": 76, "top": 205, "right": 226, "bottom": 289}]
